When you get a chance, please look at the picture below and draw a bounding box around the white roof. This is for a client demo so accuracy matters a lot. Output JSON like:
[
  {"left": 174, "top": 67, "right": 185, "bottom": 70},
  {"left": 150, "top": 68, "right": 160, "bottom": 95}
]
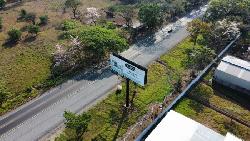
[
  {"left": 224, "top": 133, "right": 242, "bottom": 141},
  {"left": 146, "top": 110, "right": 241, "bottom": 141},
  {"left": 222, "top": 55, "right": 250, "bottom": 70},
  {"left": 216, "top": 56, "right": 250, "bottom": 83}
]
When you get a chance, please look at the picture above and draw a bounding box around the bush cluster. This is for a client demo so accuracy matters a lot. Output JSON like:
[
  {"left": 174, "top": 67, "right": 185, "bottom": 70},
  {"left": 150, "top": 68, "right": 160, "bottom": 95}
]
[
  {"left": 61, "top": 19, "right": 82, "bottom": 31},
  {"left": 39, "top": 15, "right": 48, "bottom": 25},
  {"left": 27, "top": 25, "right": 40, "bottom": 36},
  {"left": 8, "top": 28, "right": 22, "bottom": 42}
]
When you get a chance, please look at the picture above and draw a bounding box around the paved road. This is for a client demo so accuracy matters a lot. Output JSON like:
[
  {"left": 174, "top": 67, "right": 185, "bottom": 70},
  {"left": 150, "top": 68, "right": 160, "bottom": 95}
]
[{"left": 0, "top": 6, "right": 207, "bottom": 141}]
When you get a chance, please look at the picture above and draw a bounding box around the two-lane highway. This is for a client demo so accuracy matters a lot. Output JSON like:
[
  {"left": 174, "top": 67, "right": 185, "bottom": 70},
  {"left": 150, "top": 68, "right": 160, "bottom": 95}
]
[{"left": 0, "top": 5, "right": 207, "bottom": 141}]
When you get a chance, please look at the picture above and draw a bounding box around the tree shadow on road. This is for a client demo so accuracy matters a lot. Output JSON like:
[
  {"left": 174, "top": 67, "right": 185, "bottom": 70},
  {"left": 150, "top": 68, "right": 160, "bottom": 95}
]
[
  {"left": 135, "top": 34, "right": 156, "bottom": 48},
  {"left": 71, "top": 63, "right": 113, "bottom": 82}
]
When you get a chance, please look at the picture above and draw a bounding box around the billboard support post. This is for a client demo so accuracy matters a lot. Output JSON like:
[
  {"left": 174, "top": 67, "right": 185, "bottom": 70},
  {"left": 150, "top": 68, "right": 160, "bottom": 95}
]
[{"left": 126, "top": 78, "right": 130, "bottom": 108}]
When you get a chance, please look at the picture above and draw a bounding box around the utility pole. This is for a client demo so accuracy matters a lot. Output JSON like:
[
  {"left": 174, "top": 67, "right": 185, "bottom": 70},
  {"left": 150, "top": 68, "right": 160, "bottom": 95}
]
[{"left": 126, "top": 78, "right": 130, "bottom": 108}]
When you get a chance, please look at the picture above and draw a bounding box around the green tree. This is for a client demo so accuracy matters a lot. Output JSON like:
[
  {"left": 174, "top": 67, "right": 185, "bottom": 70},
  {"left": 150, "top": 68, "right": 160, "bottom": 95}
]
[
  {"left": 0, "top": 0, "right": 6, "bottom": 10},
  {"left": 66, "top": 26, "right": 128, "bottom": 60},
  {"left": 27, "top": 25, "right": 40, "bottom": 36},
  {"left": 64, "top": 0, "right": 82, "bottom": 19},
  {"left": 64, "top": 111, "right": 91, "bottom": 141},
  {"left": 53, "top": 26, "right": 128, "bottom": 75},
  {"left": 163, "top": 0, "right": 186, "bottom": 21},
  {"left": 204, "top": 20, "right": 240, "bottom": 53},
  {"left": 186, "top": 0, "right": 207, "bottom": 11},
  {"left": 187, "top": 19, "right": 211, "bottom": 45},
  {"left": 39, "top": 15, "right": 48, "bottom": 25},
  {"left": 120, "top": 5, "right": 135, "bottom": 29},
  {"left": 205, "top": 0, "right": 250, "bottom": 23},
  {"left": 138, "top": 4, "right": 163, "bottom": 29},
  {"left": 184, "top": 46, "right": 215, "bottom": 71},
  {"left": 172, "top": 0, "right": 186, "bottom": 16},
  {"left": 204, "top": 0, "right": 250, "bottom": 55},
  {"left": 8, "top": 28, "right": 22, "bottom": 43}
]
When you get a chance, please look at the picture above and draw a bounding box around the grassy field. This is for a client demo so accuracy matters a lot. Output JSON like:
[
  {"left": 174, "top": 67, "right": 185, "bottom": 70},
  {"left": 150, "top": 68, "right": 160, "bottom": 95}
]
[
  {"left": 190, "top": 83, "right": 250, "bottom": 123},
  {"left": 55, "top": 38, "right": 196, "bottom": 141},
  {"left": 175, "top": 98, "right": 250, "bottom": 140},
  {"left": 0, "top": 0, "right": 118, "bottom": 115}
]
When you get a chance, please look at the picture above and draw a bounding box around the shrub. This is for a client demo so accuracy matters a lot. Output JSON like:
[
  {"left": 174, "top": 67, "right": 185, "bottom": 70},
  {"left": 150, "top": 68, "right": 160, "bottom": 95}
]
[
  {"left": 0, "top": 82, "right": 9, "bottom": 107},
  {"left": 61, "top": 20, "right": 82, "bottom": 31},
  {"left": 0, "top": 0, "right": 6, "bottom": 9},
  {"left": 8, "top": 28, "right": 22, "bottom": 42},
  {"left": 104, "top": 21, "right": 116, "bottom": 29},
  {"left": 39, "top": 15, "right": 48, "bottom": 25},
  {"left": 19, "top": 9, "right": 27, "bottom": 20},
  {"left": 63, "top": 111, "right": 91, "bottom": 141},
  {"left": 184, "top": 46, "right": 215, "bottom": 71},
  {"left": 25, "top": 12, "right": 36, "bottom": 25},
  {"left": 27, "top": 25, "right": 40, "bottom": 36}
]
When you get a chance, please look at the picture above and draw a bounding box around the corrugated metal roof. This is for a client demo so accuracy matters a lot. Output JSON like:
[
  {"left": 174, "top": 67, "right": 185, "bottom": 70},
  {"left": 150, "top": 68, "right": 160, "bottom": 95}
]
[
  {"left": 217, "top": 56, "right": 250, "bottom": 83},
  {"left": 222, "top": 56, "right": 250, "bottom": 71}
]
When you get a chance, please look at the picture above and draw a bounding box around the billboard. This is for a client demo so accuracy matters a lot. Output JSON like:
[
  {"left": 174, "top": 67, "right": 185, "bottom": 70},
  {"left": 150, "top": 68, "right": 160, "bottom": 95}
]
[{"left": 110, "top": 53, "right": 147, "bottom": 86}]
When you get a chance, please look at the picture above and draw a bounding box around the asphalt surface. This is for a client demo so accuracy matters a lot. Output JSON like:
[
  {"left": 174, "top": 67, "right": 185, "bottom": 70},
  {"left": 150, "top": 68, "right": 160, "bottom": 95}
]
[{"left": 0, "top": 6, "right": 207, "bottom": 141}]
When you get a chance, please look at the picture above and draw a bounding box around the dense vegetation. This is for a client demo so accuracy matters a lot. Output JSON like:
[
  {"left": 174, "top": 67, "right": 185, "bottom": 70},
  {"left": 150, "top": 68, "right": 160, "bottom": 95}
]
[
  {"left": 109, "top": 0, "right": 209, "bottom": 29},
  {"left": 53, "top": 24, "right": 128, "bottom": 75},
  {"left": 185, "top": 0, "right": 250, "bottom": 72}
]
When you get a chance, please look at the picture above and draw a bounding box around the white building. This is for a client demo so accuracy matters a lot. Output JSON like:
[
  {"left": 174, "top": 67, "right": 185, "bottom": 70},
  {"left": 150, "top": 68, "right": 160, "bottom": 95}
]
[
  {"left": 146, "top": 110, "right": 241, "bottom": 141},
  {"left": 214, "top": 55, "right": 250, "bottom": 95}
]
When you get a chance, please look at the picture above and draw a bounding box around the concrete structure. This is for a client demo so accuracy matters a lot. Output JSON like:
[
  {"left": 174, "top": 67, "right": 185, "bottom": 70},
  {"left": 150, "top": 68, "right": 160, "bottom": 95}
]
[
  {"left": 146, "top": 110, "right": 241, "bottom": 141},
  {"left": 214, "top": 55, "right": 250, "bottom": 95}
]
